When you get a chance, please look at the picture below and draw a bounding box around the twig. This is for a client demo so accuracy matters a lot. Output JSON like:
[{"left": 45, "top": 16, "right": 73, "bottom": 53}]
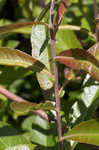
[
  {"left": 0, "top": 85, "right": 49, "bottom": 120},
  {"left": 0, "top": 85, "right": 25, "bottom": 102},
  {"left": 94, "top": 0, "right": 99, "bottom": 41},
  {"left": 50, "top": 1, "right": 63, "bottom": 150}
]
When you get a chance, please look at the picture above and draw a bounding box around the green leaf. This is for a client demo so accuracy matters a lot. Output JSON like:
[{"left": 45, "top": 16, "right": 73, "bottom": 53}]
[
  {"left": 0, "top": 47, "right": 45, "bottom": 72},
  {"left": 0, "top": 122, "right": 34, "bottom": 150},
  {"left": 31, "top": 24, "right": 54, "bottom": 91},
  {"left": 63, "top": 119, "right": 99, "bottom": 146},
  {"left": 22, "top": 114, "right": 56, "bottom": 147},
  {"left": 81, "top": 17, "right": 91, "bottom": 31},
  {"left": 55, "top": 30, "right": 82, "bottom": 55},
  {"left": 71, "top": 74, "right": 99, "bottom": 123},
  {"left": 5, "top": 40, "right": 20, "bottom": 48},
  {"left": 59, "top": 43, "right": 99, "bottom": 125},
  {"left": 0, "top": 66, "right": 32, "bottom": 86},
  {"left": 0, "top": 0, "right": 6, "bottom": 12},
  {"left": 36, "top": 2, "right": 50, "bottom": 21},
  {"left": 71, "top": 0, "right": 78, "bottom": 2},
  {"left": 10, "top": 101, "right": 55, "bottom": 116}
]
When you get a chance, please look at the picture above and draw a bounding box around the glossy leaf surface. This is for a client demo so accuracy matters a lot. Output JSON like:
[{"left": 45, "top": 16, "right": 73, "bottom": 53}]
[
  {"left": 0, "top": 47, "right": 45, "bottom": 72},
  {"left": 63, "top": 119, "right": 99, "bottom": 146}
]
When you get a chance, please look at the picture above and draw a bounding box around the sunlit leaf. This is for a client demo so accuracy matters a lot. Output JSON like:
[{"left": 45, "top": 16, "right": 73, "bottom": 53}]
[
  {"left": 0, "top": 122, "right": 34, "bottom": 150},
  {"left": 0, "top": 47, "right": 45, "bottom": 72},
  {"left": 67, "top": 74, "right": 99, "bottom": 125},
  {"left": 22, "top": 114, "right": 56, "bottom": 147},
  {"left": 60, "top": 44, "right": 99, "bottom": 125},
  {"left": 63, "top": 119, "right": 99, "bottom": 146},
  {"left": 55, "top": 30, "right": 82, "bottom": 54}
]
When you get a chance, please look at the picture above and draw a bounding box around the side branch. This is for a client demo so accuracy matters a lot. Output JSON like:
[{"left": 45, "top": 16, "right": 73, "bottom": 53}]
[{"left": 0, "top": 85, "right": 48, "bottom": 120}]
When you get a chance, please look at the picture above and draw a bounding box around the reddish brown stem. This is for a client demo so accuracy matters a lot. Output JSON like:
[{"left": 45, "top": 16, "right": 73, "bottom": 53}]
[
  {"left": 0, "top": 85, "right": 48, "bottom": 120},
  {"left": 50, "top": 1, "right": 62, "bottom": 150},
  {"left": 0, "top": 85, "right": 25, "bottom": 102}
]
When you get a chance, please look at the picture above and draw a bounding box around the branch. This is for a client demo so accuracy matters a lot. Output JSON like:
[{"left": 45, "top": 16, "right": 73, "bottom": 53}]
[
  {"left": 0, "top": 85, "right": 49, "bottom": 121},
  {"left": 50, "top": 1, "right": 63, "bottom": 150}
]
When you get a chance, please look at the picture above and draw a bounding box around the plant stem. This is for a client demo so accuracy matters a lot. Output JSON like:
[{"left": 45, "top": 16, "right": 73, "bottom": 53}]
[
  {"left": 0, "top": 85, "right": 25, "bottom": 102},
  {"left": 94, "top": 0, "right": 99, "bottom": 41},
  {"left": 0, "top": 85, "right": 49, "bottom": 120},
  {"left": 50, "top": 1, "right": 62, "bottom": 150}
]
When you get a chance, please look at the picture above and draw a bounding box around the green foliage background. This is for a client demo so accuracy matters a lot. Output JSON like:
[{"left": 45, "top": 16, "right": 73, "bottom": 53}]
[{"left": 0, "top": 0, "right": 99, "bottom": 150}]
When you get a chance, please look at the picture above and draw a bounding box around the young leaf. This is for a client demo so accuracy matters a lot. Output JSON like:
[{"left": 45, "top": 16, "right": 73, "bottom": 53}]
[
  {"left": 55, "top": 48, "right": 99, "bottom": 81},
  {"left": 62, "top": 119, "right": 99, "bottom": 146},
  {"left": 31, "top": 25, "right": 54, "bottom": 91},
  {"left": 54, "top": 0, "right": 71, "bottom": 26}
]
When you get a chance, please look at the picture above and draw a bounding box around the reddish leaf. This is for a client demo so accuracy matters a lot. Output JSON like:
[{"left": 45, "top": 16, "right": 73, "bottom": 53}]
[
  {"left": 54, "top": 0, "right": 71, "bottom": 26},
  {"left": 58, "top": 48, "right": 99, "bottom": 67},
  {"left": 55, "top": 48, "right": 99, "bottom": 81}
]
